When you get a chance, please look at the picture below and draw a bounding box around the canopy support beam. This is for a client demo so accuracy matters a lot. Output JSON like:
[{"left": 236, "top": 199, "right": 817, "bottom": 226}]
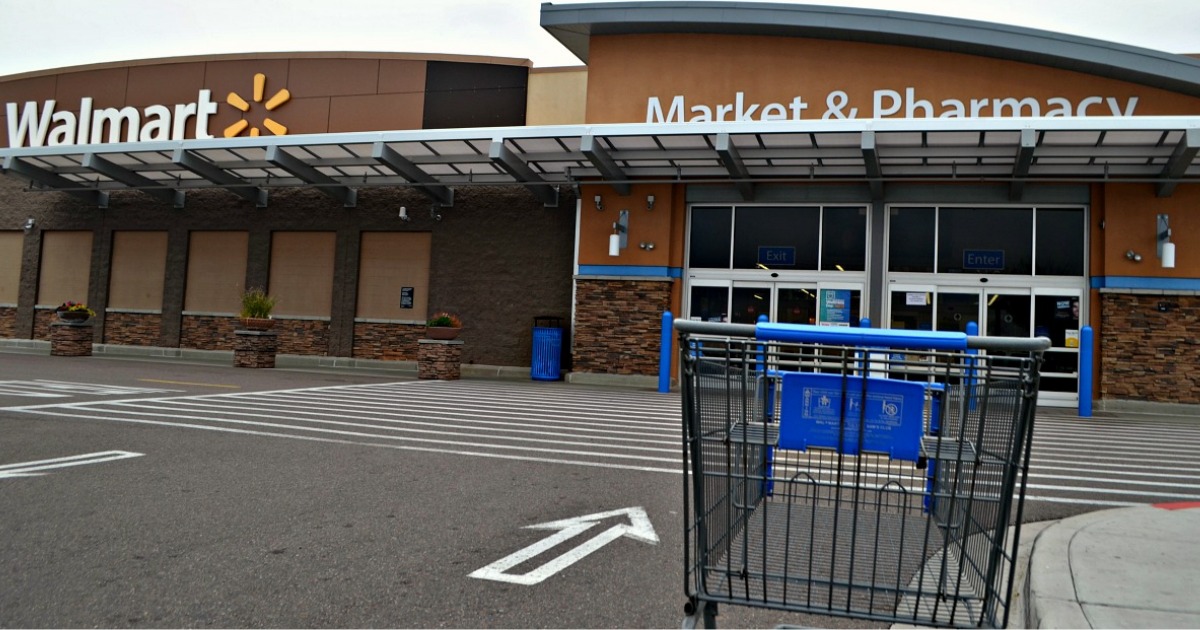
[
  {"left": 82, "top": 153, "right": 184, "bottom": 208},
  {"left": 371, "top": 142, "right": 454, "bottom": 207},
  {"left": 580, "top": 135, "right": 630, "bottom": 196},
  {"left": 173, "top": 148, "right": 267, "bottom": 207},
  {"left": 265, "top": 145, "right": 356, "bottom": 207},
  {"left": 716, "top": 133, "right": 754, "bottom": 201}
]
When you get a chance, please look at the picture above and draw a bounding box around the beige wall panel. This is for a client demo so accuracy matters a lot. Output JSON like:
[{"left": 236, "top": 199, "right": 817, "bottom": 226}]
[
  {"left": 585, "top": 34, "right": 1200, "bottom": 123},
  {"left": 108, "top": 231, "right": 167, "bottom": 310},
  {"left": 0, "top": 231, "right": 22, "bottom": 304},
  {"left": 356, "top": 232, "right": 432, "bottom": 321},
  {"left": 269, "top": 231, "right": 335, "bottom": 318},
  {"left": 184, "top": 231, "right": 248, "bottom": 313},
  {"left": 527, "top": 68, "right": 588, "bottom": 125},
  {"left": 36, "top": 231, "right": 92, "bottom": 307}
]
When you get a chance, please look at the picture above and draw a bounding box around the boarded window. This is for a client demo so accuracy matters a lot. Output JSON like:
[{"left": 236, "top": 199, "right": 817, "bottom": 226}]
[
  {"left": 269, "top": 232, "right": 335, "bottom": 318},
  {"left": 36, "top": 231, "right": 93, "bottom": 307},
  {"left": 108, "top": 231, "right": 167, "bottom": 310},
  {"left": 184, "top": 231, "right": 248, "bottom": 313},
  {"left": 356, "top": 232, "right": 432, "bottom": 320},
  {"left": 0, "top": 231, "right": 22, "bottom": 304}
]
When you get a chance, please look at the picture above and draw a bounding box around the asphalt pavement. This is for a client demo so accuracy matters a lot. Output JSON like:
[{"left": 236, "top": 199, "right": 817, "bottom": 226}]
[{"left": 3, "top": 343, "right": 1200, "bottom": 628}]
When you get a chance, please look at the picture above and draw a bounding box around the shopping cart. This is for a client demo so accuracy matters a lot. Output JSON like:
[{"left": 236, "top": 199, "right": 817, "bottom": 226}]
[{"left": 677, "top": 320, "right": 1048, "bottom": 629}]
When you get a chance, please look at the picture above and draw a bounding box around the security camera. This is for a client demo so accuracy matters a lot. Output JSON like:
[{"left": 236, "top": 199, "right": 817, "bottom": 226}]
[{"left": 398, "top": 206, "right": 410, "bottom": 222}]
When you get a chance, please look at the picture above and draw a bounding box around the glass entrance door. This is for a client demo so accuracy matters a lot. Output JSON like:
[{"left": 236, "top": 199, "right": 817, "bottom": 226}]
[{"left": 687, "top": 281, "right": 862, "bottom": 326}]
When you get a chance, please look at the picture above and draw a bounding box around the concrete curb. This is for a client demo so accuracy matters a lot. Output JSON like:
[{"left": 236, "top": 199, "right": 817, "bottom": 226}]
[{"left": 1025, "top": 512, "right": 1103, "bottom": 629}]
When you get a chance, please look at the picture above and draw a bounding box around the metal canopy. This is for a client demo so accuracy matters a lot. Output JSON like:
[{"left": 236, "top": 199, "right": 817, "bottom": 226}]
[{"left": 1, "top": 116, "right": 1199, "bottom": 208}]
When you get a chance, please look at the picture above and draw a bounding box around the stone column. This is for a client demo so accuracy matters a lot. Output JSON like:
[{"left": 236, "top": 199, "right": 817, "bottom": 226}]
[
  {"left": 234, "top": 330, "right": 279, "bottom": 368},
  {"left": 418, "top": 339, "right": 464, "bottom": 380},
  {"left": 50, "top": 321, "right": 95, "bottom": 357}
]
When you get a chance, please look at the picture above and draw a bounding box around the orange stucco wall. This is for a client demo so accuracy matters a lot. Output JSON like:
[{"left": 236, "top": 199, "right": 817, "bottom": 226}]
[{"left": 585, "top": 34, "right": 1200, "bottom": 123}]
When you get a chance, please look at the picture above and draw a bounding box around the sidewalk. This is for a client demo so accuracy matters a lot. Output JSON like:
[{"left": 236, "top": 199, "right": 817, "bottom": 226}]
[{"left": 1024, "top": 502, "right": 1200, "bottom": 628}]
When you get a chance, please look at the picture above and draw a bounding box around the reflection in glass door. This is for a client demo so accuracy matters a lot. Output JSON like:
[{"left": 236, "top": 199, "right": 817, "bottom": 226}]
[
  {"left": 986, "top": 292, "right": 1031, "bottom": 339},
  {"left": 732, "top": 285, "right": 772, "bottom": 324},
  {"left": 777, "top": 287, "right": 817, "bottom": 325},
  {"left": 936, "top": 292, "right": 979, "bottom": 333}
]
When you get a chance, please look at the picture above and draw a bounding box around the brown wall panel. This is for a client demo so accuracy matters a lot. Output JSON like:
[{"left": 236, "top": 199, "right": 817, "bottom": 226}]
[
  {"left": 125, "top": 63, "right": 209, "bottom": 107},
  {"left": 269, "top": 231, "right": 335, "bottom": 318},
  {"left": 36, "top": 231, "right": 92, "bottom": 307},
  {"left": 357, "top": 232, "right": 432, "bottom": 321},
  {"left": 0, "top": 231, "right": 22, "bottom": 304},
  {"left": 288, "top": 59, "right": 380, "bottom": 97},
  {"left": 108, "top": 231, "right": 167, "bottom": 310},
  {"left": 328, "top": 93, "right": 424, "bottom": 133},
  {"left": 378, "top": 60, "right": 428, "bottom": 94},
  {"left": 585, "top": 34, "right": 1200, "bottom": 123},
  {"left": 184, "top": 231, "right": 248, "bottom": 313},
  {"left": 55, "top": 67, "right": 129, "bottom": 108}
]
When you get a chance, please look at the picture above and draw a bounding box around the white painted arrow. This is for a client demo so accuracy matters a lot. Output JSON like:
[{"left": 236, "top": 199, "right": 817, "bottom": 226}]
[
  {"left": 469, "top": 506, "right": 659, "bottom": 585},
  {"left": 0, "top": 450, "right": 143, "bottom": 479}
]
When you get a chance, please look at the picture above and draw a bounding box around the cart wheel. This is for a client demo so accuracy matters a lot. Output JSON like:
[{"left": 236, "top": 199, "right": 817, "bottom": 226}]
[{"left": 682, "top": 599, "right": 717, "bottom": 629}]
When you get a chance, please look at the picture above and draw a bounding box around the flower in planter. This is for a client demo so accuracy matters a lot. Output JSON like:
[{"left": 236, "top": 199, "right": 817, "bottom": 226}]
[
  {"left": 56, "top": 301, "right": 96, "bottom": 318},
  {"left": 426, "top": 312, "right": 463, "bottom": 328}
]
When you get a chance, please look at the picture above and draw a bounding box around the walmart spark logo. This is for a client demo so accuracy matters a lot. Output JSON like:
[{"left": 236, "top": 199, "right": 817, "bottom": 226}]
[{"left": 224, "top": 73, "right": 290, "bottom": 137}]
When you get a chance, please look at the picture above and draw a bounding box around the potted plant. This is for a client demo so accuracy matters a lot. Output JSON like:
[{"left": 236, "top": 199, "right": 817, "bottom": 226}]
[
  {"left": 239, "top": 287, "right": 277, "bottom": 330},
  {"left": 55, "top": 300, "right": 96, "bottom": 323},
  {"left": 425, "top": 311, "right": 463, "bottom": 340}
]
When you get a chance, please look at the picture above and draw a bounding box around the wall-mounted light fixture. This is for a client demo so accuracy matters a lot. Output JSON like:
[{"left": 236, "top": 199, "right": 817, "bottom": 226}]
[
  {"left": 646, "top": 195, "right": 655, "bottom": 211},
  {"left": 23, "top": 217, "right": 35, "bottom": 233},
  {"left": 594, "top": 195, "right": 603, "bottom": 211},
  {"left": 1125, "top": 249, "right": 1143, "bottom": 262},
  {"left": 1157, "top": 213, "right": 1176, "bottom": 268},
  {"left": 608, "top": 210, "right": 629, "bottom": 256},
  {"left": 430, "top": 205, "right": 442, "bottom": 222},
  {"left": 639, "top": 241, "right": 655, "bottom": 251},
  {"left": 398, "top": 206, "right": 411, "bottom": 222}
]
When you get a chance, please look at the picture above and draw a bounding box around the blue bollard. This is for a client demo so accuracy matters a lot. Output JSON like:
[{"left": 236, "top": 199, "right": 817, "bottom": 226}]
[
  {"left": 658, "top": 311, "right": 673, "bottom": 393},
  {"left": 1079, "top": 326, "right": 1093, "bottom": 417}
]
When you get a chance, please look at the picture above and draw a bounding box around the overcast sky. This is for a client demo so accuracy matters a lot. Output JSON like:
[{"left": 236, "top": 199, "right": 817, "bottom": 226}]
[{"left": 1, "top": 0, "right": 1197, "bottom": 77}]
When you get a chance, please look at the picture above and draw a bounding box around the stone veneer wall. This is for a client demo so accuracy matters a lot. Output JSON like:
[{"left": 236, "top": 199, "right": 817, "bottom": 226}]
[
  {"left": 0, "top": 306, "right": 14, "bottom": 338},
  {"left": 1100, "top": 293, "right": 1200, "bottom": 404},
  {"left": 353, "top": 322, "right": 426, "bottom": 361},
  {"left": 180, "top": 315, "right": 240, "bottom": 351},
  {"left": 573, "top": 278, "right": 673, "bottom": 375},
  {"left": 102, "top": 312, "right": 163, "bottom": 346},
  {"left": 275, "top": 319, "right": 331, "bottom": 356}
]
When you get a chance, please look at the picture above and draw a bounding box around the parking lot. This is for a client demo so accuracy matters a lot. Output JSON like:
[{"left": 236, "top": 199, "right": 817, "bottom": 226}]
[{"left": 4, "top": 352, "right": 1200, "bottom": 627}]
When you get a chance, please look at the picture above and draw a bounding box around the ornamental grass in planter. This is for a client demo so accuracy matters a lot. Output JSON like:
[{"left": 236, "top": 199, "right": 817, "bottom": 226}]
[{"left": 239, "top": 287, "right": 277, "bottom": 330}]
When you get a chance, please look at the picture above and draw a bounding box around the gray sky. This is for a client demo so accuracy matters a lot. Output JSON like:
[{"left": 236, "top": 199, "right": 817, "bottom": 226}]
[{"left": 1, "top": 0, "right": 1197, "bottom": 77}]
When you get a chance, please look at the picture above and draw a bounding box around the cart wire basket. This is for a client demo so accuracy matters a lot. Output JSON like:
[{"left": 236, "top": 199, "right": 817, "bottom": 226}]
[{"left": 677, "top": 320, "right": 1048, "bottom": 629}]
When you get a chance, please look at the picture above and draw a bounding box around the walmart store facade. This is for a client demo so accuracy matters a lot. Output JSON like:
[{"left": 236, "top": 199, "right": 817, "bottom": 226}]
[{"left": 2, "top": 2, "right": 1199, "bottom": 409}]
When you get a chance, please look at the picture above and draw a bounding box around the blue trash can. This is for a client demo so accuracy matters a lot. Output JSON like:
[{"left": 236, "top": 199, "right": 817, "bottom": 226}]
[{"left": 531, "top": 316, "right": 564, "bottom": 381}]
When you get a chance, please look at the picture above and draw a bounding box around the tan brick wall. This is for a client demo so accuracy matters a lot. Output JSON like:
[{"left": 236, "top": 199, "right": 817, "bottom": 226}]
[
  {"left": 573, "top": 278, "right": 673, "bottom": 375},
  {"left": 1100, "top": 293, "right": 1200, "bottom": 404},
  {"left": 102, "top": 312, "right": 162, "bottom": 346},
  {"left": 353, "top": 322, "right": 425, "bottom": 361}
]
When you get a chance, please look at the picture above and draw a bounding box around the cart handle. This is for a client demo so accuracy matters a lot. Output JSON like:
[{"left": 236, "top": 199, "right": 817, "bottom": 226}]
[{"left": 675, "top": 320, "right": 1050, "bottom": 352}]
